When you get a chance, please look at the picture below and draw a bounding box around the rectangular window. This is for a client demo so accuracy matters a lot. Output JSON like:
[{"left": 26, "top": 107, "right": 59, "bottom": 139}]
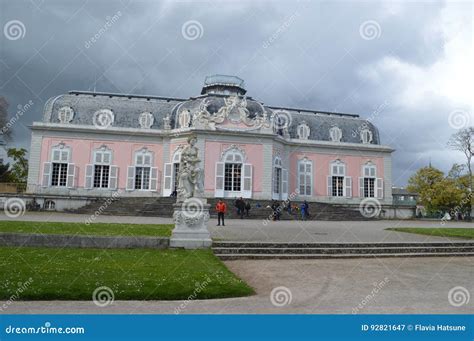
[
  {"left": 51, "top": 163, "right": 68, "bottom": 187},
  {"left": 274, "top": 168, "right": 281, "bottom": 194},
  {"left": 173, "top": 163, "right": 180, "bottom": 191},
  {"left": 332, "top": 176, "right": 344, "bottom": 196},
  {"left": 224, "top": 163, "right": 242, "bottom": 191},
  {"left": 364, "top": 178, "right": 375, "bottom": 197},
  {"left": 93, "top": 165, "right": 110, "bottom": 188},
  {"left": 298, "top": 161, "right": 312, "bottom": 196},
  {"left": 135, "top": 167, "right": 151, "bottom": 190}
]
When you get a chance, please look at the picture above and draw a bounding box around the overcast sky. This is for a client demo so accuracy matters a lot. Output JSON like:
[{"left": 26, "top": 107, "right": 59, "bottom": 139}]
[{"left": 0, "top": 0, "right": 472, "bottom": 186}]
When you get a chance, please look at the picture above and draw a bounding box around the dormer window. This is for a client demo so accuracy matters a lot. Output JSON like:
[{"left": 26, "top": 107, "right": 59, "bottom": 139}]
[
  {"left": 360, "top": 129, "right": 373, "bottom": 144},
  {"left": 297, "top": 121, "right": 310, "bottom": 140},
  {"left": 329, "top": 126, "right": 342, "bottom": 142},
  {"left": 138, "top": 112, "right": 154, "bottom": 129}
]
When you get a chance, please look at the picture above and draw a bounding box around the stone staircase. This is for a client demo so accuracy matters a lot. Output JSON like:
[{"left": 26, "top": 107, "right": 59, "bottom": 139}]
[
  {"left": 70, "top": 197, "right": 371, "bottom": 221},
  {"left": 212, "top": 241, "right": 474, "bottom": 260}
]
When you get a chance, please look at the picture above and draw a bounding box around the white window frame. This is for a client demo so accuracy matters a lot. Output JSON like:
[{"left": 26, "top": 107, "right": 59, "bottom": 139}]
[
  {"left": 86, "top": 146, "right": 118, "bottom": 190},
  {"left": 215, "top": 148, "right": 252, "bottom": 198},
  {"left": 43, "top": 144, "right": 76, "bottom": 189},
  {"left": 272, "top": 157, "right": 283, "bottom": 199},
  {"left": 329, "top": 126, "right": 342, "bottom": 142},
  {"left": 328, "top": 160, "right": 351, "bottom": 197},
  {"left": 360, "top": 128, "right": 373, "bottom": 144},
  {"left": 127, "top": 148, "right": 157, "bottom": 191},
  {"left": 297, "top": 158, "right": 312, "bottom": 197},
  {"left": 297, "top": 122, "right": 310, "bottom": 140}
]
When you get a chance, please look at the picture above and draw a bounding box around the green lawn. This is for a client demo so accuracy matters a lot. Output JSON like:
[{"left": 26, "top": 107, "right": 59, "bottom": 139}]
[
  {"left": 387, "top": 227, "right": 474, "bottom": 240},
  {"left": 0, "top": 247, "right": 254, "bottom": 300},
  {"left": 0, "top": 221, "right": 173, "bottom": 237}
]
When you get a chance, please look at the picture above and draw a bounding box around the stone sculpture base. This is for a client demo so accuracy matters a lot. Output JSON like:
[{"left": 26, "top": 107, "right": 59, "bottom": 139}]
[{"left": 170, "top": 199, "right": 212, "bottom": 249}]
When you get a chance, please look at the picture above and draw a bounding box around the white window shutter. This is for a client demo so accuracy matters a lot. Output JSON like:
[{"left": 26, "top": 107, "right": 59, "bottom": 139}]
[
  {"left": 150, "top": 167, "right": 158, "bottom": 191},
  {"left": 85, "top": 164, "right": 93, "bottom": 189},
  {"left": 126, "top": 166, "right": 135, "bottom": 191},
  {"left": 163, "top": 163, "right": 172, "bottom": 196},
  {"left": 376, "top": 178, "right": 384, "bottom": 199},
  {"left": 42, "top": 162, "right": 51, "bottom": 187},
  {"left": 282, "top": 168, "right": 288, "bottom": 200},
  {"left": 66, "top": 163, "right": 76, "bottom": 188},
  {"left": 242, "top": 163, "right": 252, "bottom": 198},
  {"left": 109, "top": 165, "right": 118, "bottom": 189},
  {"left": 359, "top": 177, "right": 364, "bottom": 197},
  {"left": 344, "top": 176, "right": 352, "bottom": 198},
  {"left": 214, "top": 162, "right": 224, "bottom": 198},
  {"left": 327, "top": 176, "right": 332, "bottom": 197}
]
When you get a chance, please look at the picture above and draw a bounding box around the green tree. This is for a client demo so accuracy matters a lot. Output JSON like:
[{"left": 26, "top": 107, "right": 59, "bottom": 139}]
[
  {"left": 0, "top": 162, "right": 12, "bottom": 182},
  {"left": 407, "top": 166, "right": 444, "bottom": 213},
  {"left": 7, "top": 148, "right": 28, "bottom": 183}
]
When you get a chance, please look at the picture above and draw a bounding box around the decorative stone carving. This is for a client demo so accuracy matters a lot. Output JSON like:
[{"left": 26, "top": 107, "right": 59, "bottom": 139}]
[
  {"left": 176, "top": 136, "right": 204, "bottom": 202},
  {"left": 220, "top": 144, "right": 247, "bottom": 162},
  {"left": 138, "top": 112, "right": 154, "bottom": 129},
  {"left": 191, "top": 96, "right": 271, "bottom": 130},
  {"left": 163, "top": 114, "right": 171, "bottom": 130},
  {"left": 58, "top": 106, "right": 74, "bottom": 123}
]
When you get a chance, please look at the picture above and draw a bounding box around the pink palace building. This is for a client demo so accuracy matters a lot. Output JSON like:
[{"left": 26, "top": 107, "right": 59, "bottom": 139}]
[{"left": 26, "top": 75, "right": 394, "bottom": 209}]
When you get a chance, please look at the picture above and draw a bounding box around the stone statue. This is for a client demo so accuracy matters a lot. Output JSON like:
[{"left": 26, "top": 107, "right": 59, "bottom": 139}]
[{"left": 176, "top": 135, "right": 204, "bottom": 202}]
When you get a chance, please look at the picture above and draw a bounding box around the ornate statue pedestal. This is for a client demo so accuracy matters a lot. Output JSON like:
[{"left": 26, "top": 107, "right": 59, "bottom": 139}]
[{"left": 170, "top": 198, "right": 212, "bottom": 249}]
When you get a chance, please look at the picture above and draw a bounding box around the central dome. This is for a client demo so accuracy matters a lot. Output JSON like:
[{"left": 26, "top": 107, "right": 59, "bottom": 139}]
[{"left": 201, "top": 74, "right": 246, "bottom": 96}]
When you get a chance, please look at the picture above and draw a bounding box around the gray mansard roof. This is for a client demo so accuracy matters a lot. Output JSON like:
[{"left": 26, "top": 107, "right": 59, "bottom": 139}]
[{"left": 41, "top": 77, "right": 381, "bottom": 145}]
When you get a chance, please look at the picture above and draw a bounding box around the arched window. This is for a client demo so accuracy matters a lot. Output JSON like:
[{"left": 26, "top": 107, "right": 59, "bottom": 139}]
[
  {"left": 297, "top": 158, "right": 312, "bottom": 196},
  {"left": 178, "top": 109, "right": 191, "bottom": 128},
  {"left": 163, "top": 147, "right": 183, "bottom": 196},
  {"left": 85, "top": 145, "right": 118, "bottom": 190},
  {"left": 360, "top": 128, "right": 373, "bottom": 144},
  {"left": 215, "top": 146, "right": 253, "bottom": 198},
  {"left": 139, "top": 112, "right": 154, "bottom": 129},
  {"left": 126, "top": 148, "right": 158, "bottom": 191},
  {"left": 327, "top": 160, "right": 351, "bottom": 197},
  {"left": 329, "top": 126, "right": 342, "bottom": 142},
  {"left": 359, "top": 161, "right": 383, "bottom": 198}
]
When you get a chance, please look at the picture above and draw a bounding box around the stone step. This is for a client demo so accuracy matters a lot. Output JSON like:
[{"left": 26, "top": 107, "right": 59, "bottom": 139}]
[
  {"left": 212, "top": 241, "right": 474, "bottom": 248},
  {"left": 215, "top": 252, "right": 474, "bottom": 260}
]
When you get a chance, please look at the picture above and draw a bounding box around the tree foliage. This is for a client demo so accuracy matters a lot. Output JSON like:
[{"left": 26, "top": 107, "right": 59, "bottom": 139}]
[{"left": 7, "top": 148, "right": 28, "bottom": 183}]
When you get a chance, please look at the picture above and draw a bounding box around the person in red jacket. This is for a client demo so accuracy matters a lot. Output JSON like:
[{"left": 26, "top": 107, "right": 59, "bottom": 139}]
[{"left": 215, "top": 200, "right": 227, "bottom": 226}]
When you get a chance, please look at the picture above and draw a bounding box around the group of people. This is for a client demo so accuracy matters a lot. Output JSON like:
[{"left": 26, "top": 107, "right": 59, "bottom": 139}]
[
  {"left": 215, "top": 198, "right": 311, "bottom": 226},
  {"left": 270, "top": 200, "right": 310, "bottom": 221}
]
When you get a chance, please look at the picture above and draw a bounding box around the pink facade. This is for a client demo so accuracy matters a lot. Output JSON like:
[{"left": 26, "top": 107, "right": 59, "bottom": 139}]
[{"left": 39, "top": 137, "right": 163, "bottom": 190}]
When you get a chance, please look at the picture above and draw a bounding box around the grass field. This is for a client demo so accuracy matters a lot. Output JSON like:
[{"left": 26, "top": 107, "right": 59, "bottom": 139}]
[
  {"left": 0, "top": 221, "right": 173, "bottom": 237},
  {"left": 387, "top": 227, "right": 474, "bottom": 240},
  {"left": 0, "top": 247, "right": 254, "bottom": 300}
]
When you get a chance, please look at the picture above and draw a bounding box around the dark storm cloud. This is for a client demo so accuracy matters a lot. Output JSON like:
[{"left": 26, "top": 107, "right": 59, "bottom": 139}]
[{"left": 0, "top": 0, "right": 471, "bottom": 185}]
